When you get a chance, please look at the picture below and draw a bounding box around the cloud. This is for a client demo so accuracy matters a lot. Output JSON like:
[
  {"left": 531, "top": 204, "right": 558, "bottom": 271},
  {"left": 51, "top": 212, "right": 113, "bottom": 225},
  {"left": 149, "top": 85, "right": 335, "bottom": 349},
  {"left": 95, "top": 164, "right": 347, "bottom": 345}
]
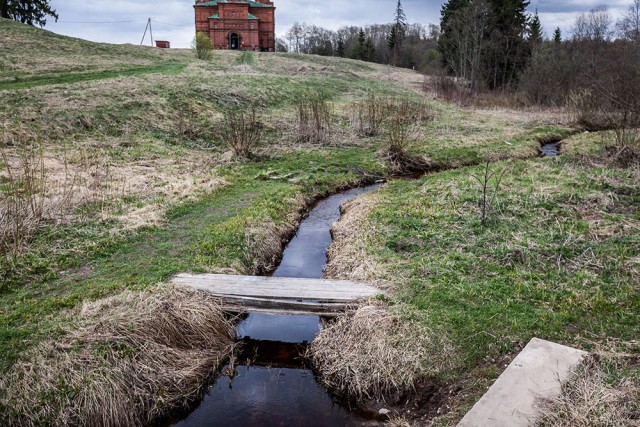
[{"left": 44, "top": 0, "right": 636, "bottom": 48}]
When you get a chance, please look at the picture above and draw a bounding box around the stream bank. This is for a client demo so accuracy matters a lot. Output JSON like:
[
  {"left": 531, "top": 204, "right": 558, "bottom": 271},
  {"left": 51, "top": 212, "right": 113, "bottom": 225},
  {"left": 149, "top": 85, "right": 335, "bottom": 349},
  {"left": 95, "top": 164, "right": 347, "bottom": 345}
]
[{"left": 169, "top": 185, "right": 384, "bottom": 427}]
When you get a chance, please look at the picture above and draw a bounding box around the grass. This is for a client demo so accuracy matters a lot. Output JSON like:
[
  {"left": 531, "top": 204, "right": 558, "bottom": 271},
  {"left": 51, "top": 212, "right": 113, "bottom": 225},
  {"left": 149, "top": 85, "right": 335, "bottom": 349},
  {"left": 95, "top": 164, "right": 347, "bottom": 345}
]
[
  {"left": 0, "top": 147, "right": 381, "bottom": 371},
  {"left": 321, "top": 136, "right": 639, "bottom": 422},
  {"left": 0, "top": 285, "right": 237, "bottom": 427},
  {"left": 0, "top": 63, "right": 187, "bottom": 90},
  {"left": 535, "top": 352, "right": 639, "bottom": 426},
  {"left": 1, "top": 17, "right": 629, "bottom": 425}
]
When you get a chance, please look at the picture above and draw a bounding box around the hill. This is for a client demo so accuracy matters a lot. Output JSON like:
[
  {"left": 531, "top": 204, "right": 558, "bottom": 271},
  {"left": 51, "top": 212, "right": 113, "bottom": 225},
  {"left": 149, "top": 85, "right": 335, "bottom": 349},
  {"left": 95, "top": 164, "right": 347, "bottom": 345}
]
[{"left": 1, "top": 19, "right": 637, "bottom": 426}]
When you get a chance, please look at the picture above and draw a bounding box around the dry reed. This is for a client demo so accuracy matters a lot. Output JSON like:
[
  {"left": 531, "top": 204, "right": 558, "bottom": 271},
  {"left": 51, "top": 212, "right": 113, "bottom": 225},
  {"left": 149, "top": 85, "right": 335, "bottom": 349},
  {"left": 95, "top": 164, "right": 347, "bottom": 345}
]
[
  {"left": 350, "top": 92, "right": 385, "bottom": 137},
  {"left": 311, "top": 301, "right": 455, "bottom": 402},
  {"left": 0, "top": 285, "right": 237, "bottom": 427}
]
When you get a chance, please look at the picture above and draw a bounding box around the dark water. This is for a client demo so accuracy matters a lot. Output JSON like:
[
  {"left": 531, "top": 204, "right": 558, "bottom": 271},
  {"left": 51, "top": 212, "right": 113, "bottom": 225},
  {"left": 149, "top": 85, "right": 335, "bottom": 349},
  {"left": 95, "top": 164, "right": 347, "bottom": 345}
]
[
  {"left": 171, "top": 184, "right": 382, "bottom": 427},
  {"left": 540, "top": 143, "right": 559, "bottom": 157}
]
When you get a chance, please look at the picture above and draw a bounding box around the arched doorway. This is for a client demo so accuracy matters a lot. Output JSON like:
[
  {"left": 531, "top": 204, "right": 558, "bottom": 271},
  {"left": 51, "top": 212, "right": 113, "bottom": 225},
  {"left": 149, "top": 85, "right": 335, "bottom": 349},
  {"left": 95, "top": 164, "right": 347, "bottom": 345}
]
[{"left": 229, "top": 33, "right": 239, "bottom": 50}]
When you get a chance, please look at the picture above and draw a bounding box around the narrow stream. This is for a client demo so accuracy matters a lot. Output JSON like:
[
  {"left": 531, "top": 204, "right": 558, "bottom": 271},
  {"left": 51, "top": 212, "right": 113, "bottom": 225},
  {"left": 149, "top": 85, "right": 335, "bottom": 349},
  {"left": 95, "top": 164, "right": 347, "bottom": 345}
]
[
  {"left": 540, "top": 142, "right": 560, "bottom": 157},
  {"left": 171, "top": 184, "right": 382, "bottom": 427}
]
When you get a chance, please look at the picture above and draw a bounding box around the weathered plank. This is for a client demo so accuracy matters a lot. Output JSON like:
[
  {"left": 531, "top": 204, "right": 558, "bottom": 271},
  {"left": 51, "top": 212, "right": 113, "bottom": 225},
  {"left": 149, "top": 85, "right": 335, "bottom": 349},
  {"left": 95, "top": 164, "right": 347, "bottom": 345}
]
[
  {"left": 458, "top": 338, "right": 587, "bottom": 427},
  {"left": 172, "top": 273, "right": 382, "bottom": 315}
]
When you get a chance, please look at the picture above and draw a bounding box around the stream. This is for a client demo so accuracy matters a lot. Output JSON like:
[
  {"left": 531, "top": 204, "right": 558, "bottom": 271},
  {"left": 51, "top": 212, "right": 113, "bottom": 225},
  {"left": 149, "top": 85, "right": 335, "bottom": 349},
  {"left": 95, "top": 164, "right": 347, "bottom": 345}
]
[
  {"left": 170, "top": 184, "right": 382, "bottom": 427},
  {"left": 540, "top": 142, "right": 560, "bottom": 157}
]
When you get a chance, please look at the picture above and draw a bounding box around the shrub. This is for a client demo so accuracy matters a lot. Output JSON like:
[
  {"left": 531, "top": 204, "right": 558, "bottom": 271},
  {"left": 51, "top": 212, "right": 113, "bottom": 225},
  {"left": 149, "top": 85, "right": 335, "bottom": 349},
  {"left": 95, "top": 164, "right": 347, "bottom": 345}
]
[
  {"left": 350, "top": 92, "right": 384, "bottom": 137},
  {"left": 217, "top": 105, "right": 264, "bottom": 158},
  {"left": 192, "top": 32, "right": 213, "bottom": 60},
  {"left": 295, "top": 94, "right": 332, "bottom": 144}
]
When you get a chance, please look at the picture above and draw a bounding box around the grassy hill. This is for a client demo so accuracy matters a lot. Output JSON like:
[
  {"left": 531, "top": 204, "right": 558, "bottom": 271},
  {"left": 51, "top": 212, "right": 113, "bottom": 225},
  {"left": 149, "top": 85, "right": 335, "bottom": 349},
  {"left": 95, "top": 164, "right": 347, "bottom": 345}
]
[{"left": 0, "top": 18, "right": 637, "bottom": 426}]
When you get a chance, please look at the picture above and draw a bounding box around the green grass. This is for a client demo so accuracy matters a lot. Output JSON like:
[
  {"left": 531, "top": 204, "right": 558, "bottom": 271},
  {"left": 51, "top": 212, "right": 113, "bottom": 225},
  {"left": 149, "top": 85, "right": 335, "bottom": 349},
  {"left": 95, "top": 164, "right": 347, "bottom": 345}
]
[
  {"left": 0, "top": 147, "right": 381, "bottom": 371},
  {"left": 0, "top": 63, "right": 187, "bottom": 90},
  {"left": 344, "top": 140, "right": 639, "bottom": 419}
]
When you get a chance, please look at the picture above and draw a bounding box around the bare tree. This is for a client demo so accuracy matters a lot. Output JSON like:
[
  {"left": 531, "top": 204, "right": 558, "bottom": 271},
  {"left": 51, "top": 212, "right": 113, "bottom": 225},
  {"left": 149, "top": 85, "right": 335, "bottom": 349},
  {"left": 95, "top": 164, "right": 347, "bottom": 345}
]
[
  {"left": 617, "top": 0, "right": 640, "bottom": 44},
  {"left": 572, "top": 5, "right": 613, "bottom": 42},
  {"left": 440, "top": 0, "right": 490, "bottom": 95}
]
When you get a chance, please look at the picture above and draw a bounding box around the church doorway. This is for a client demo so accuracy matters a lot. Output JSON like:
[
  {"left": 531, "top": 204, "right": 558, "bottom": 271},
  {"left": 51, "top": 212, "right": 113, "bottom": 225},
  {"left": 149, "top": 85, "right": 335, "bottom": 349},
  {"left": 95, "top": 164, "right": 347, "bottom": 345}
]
[{"left": 229, "top": 33, "right": 239, "bottom": 50}]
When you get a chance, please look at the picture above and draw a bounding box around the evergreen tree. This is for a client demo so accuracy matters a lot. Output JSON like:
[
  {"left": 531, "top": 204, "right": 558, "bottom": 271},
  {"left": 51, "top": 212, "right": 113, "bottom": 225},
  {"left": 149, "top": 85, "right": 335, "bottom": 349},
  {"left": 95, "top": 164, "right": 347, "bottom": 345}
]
[
  {"left": 0, "top": 0, "right": 58, "bottom": 27},
  {"left": 553, "top": 27, "right": 562, "bottom": 44},
  {"left": 390, "top": 0, "right": 408, "bottom": 65},
  {"left": 365, "top": 37, "right": 376, "bottom": 61},
  {"left": 355, "top": 28, "right": 367, "bottom": 60},
  {"left": 529, "top": 9, "right": 543, "bottom": 44},
  {"left": 336, "top": 38, "right": 345, "bottom": 57},
  {"left": 440, "top": 0, "right": 530, "bottom": 89}
]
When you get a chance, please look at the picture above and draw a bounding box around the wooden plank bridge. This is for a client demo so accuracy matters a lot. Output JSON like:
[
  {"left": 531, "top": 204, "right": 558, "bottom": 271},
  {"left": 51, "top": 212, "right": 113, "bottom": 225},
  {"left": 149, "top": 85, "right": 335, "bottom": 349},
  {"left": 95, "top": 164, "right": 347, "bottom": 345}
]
[{"left": 172, "top": 273, "right": 382, "bottom": 316}]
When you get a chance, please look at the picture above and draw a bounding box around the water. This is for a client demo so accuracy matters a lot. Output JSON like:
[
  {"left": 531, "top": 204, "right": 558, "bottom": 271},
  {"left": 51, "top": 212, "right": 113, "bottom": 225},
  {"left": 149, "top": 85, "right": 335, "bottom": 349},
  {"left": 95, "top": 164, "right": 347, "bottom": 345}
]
[
  {"left": 540, "top": 142, "right": 559, "bottom": 157},
  {"left": 171, "top": 184, "right": 382, "bottom": 427}
]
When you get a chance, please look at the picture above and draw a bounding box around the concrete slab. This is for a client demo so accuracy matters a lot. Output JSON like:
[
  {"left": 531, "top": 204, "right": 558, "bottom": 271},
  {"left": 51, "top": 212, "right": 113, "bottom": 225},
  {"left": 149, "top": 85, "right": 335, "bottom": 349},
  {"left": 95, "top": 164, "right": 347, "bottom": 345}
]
[{"left": 458, "top": 337, "right": 587, "bottom": 427}]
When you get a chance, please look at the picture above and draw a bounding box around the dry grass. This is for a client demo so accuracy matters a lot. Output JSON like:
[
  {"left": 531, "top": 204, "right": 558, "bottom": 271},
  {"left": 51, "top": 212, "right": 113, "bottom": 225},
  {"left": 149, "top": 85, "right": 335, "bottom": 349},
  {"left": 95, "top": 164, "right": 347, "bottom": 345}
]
[
  {"left": 325, "top": 193, "right": 393, "bottom": 289},
  {"left": 245, "top": 192, "right": 307, "bottom": 274},
  {"left": 0, "top": 129, "right": 225, "bottom": 254},
  {"left": 311, "top": 301, "right": 455, "bottom": 402},
  {"left": 0, "top": 285, "right": 237, "bottom": 427},
  {"left": 534, "top": 350, "right": 640, "bottom": 427}
]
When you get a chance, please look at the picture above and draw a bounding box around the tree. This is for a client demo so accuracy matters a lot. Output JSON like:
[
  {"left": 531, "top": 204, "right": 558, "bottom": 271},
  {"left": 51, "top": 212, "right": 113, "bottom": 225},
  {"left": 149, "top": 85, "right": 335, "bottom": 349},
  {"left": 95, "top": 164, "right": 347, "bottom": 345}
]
[
  {"left": 439, "top": 0, "right": 531, "bottom": 89},
  {"left": 365, "top": 37, "right": 376, "bottom": 62},
  {"left": 192, "top": 32, "right": 213, "bottom": 60},
  {"left": 553, "top": 27, "right": 562, "bottom": 44},
  {"left": 0, "top": 0, "right": 58, "bottom": 27},
  {"left": 617, "top": 0, "right": 640, "bottom": 44},
  {"left": 572, "top": 5, "right": 613, "bottom": 42},
  {"left": 528, "top": 10, "right": 543, "bottom": 44},
  {"left": 389, "top": 0, "right": 408, "bottom": 65},
  {"left": 336, "top": 38, "right": 345, "bottom": 57},
  {"left": 275, "top": 38, "right": 288, "bottom": 52},
  {"left": 355, "top": 28, "right": 367, "bottom": 60},
  {"left": 439, "top": 0, "right": 490, "bottom": 94}
]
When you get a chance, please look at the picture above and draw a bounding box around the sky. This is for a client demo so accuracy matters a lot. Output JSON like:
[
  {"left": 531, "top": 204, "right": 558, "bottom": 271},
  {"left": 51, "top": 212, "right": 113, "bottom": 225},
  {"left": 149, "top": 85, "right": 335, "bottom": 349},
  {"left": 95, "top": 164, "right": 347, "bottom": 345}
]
[{"left": 41, "top": 0, "right": 635, "bottom": 49}]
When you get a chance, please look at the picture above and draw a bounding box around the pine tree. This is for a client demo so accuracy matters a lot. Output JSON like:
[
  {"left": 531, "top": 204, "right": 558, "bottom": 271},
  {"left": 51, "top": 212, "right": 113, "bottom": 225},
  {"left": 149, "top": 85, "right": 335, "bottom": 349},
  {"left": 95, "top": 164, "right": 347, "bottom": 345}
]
[
  {"left": 390, "top": 0, "right": 408, "bottom": 65},
  {"left": 529, "top": 10, "right": 543, "bottom": 44},
  {"left": 439, "top": 0, "right": 532, "bottom": 89},
  {"left": 365, "top": 37, "right": 376, "bottom": 62},
  {"left": 553, "top": 27, "right": 562, "bottom": 44},
  {"left": 356, "top": 29, "right": 367, "bottom": 60},
  {"left": 336, "top": 38, "right": 345, "bottom": 57},
  {"left": 0, "top": 0, "right": 58, "bottom": 27}
]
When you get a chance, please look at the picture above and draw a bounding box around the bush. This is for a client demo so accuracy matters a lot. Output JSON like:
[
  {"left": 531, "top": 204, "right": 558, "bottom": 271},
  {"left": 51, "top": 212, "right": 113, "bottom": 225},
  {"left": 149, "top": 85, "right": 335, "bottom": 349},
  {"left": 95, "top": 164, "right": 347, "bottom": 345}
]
[
  {"left": 217, "top": 105, "right": 264, "bottom": 158},
  {"left": 350, "top": 92, "right": 384, "bottom": 137},
  {"left": 295, "top": 94, "right": 332, "bottom": 144},
  {"left": 192, "top": 32, "right": 213, "bottom": 60}
]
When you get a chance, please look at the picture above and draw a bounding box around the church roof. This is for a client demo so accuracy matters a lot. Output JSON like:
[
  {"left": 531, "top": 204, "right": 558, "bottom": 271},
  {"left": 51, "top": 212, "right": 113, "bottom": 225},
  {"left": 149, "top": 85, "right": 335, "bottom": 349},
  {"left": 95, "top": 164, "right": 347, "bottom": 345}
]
[{"left": 196, "top": 1, "right": 272, "bottom": 8}]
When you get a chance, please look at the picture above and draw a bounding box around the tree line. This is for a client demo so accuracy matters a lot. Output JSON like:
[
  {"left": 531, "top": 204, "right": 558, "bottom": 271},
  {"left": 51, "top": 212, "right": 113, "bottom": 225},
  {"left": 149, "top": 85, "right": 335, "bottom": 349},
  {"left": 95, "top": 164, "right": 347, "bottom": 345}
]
[{"left": 279, "top": 21, "right": 441, "bottom": 71}]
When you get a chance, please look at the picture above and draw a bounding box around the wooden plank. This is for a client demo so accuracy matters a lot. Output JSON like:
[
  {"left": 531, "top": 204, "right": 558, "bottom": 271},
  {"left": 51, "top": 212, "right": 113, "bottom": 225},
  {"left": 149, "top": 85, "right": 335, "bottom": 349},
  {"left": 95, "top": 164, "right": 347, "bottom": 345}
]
[
  {"left": 173, "top": 273, "right": 381, "bottom": 303},
  {"left": 219, "top": 295, "right": 350, "bottom": 312}
]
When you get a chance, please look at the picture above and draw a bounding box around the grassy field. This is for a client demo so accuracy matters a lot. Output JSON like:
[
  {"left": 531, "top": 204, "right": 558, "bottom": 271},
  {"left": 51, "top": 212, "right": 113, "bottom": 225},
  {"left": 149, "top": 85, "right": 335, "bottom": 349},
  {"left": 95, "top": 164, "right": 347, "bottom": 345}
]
[
  {"left": 323, "top": 133, "right": 639, "bottom": 423},
  {"left": 2, "top": 17, "right": 636, "bottom": 426}
]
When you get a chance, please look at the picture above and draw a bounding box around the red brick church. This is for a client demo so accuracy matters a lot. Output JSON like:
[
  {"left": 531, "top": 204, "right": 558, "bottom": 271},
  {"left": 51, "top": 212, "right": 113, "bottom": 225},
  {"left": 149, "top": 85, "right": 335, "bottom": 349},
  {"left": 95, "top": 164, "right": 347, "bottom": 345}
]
[{"left": 194, "top": 0, "right": 276, "bottom": 51}]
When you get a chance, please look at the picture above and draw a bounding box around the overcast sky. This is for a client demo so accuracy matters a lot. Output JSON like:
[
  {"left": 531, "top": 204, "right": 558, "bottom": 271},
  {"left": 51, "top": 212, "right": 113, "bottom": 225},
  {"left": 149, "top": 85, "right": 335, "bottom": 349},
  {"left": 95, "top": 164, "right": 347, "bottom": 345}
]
[{"left": 43, "top": 0, "right": 634, "bottom": 48}]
